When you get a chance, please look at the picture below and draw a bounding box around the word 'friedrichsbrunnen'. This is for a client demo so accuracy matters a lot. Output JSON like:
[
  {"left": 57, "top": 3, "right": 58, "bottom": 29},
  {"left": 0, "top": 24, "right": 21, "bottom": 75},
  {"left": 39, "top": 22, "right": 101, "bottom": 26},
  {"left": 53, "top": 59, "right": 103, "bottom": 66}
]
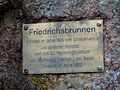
[{"left": 29, "top": 27, "right": 96, "bottom": 35}]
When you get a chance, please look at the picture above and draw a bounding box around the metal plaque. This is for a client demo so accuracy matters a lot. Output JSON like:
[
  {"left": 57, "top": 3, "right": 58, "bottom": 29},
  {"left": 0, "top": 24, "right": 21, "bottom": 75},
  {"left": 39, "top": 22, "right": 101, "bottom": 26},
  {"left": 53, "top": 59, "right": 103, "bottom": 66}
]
[{"left": 23, "top": 20, "right": 104, "bottom": 74}]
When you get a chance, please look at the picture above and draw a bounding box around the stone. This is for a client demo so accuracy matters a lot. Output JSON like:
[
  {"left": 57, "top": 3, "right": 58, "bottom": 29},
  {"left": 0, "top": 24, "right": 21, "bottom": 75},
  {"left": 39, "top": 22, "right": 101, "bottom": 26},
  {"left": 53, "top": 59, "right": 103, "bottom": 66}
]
[{"left": 0, "top": 0, "right": 120, "bottom": 89}]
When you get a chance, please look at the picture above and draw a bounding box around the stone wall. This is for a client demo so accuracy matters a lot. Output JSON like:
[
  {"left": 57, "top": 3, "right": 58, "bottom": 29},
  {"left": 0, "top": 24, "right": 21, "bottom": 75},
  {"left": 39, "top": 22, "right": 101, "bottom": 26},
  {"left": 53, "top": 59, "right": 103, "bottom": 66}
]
[{"left": 0, "top": 0, "right": 120, "bottom": 90}]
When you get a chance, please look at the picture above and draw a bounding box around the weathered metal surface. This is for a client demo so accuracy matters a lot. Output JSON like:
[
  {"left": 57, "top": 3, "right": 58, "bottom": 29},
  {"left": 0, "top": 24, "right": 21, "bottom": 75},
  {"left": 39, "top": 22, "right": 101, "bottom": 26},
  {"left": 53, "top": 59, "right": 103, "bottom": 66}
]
[{"left": 23, "top": 20, "right": 104, "bottom": 74}]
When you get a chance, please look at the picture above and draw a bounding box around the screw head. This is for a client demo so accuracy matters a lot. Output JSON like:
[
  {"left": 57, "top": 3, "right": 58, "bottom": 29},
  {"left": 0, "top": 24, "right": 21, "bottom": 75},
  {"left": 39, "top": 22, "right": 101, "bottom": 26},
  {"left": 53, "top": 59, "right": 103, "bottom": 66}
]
[
  {"left": 97, "top": 66, "right": 102, "bottom": 71},
  {"left": 97, "top": 22, "right": 102, "bottom": 26},
  {"left": 24, "top": 25, "right": 28, "bottom": 30},
  {"left": 24, "top": 69, "right": 29, "bottom": 74}
]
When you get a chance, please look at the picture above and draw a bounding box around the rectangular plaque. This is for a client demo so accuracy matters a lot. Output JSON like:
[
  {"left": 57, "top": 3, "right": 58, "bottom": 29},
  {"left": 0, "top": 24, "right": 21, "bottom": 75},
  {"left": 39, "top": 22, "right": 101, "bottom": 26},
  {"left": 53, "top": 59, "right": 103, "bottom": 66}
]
[{"left": 23, "top": 20, "right": 104, "bottom": 74}]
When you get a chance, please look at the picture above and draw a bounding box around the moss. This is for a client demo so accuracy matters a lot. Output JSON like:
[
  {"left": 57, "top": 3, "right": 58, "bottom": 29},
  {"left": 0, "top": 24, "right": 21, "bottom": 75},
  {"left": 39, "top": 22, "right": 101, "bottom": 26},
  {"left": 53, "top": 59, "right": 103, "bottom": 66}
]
[{"left": 26, "top": 74, "right": 62, "bottom": 90}]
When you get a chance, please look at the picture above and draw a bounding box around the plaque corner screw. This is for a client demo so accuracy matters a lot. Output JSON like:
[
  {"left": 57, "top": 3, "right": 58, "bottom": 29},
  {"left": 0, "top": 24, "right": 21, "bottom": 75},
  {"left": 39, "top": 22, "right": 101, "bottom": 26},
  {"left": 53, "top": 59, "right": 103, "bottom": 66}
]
[
  {"left": 24, "top": 69, "right": 29, "bottom": 74},
  {"left": 97, "top": 66, "right": 102, "bottom": 71},
  {"left": 97, "top": 22, "right": 102, "bottom": 26},
  {"left": 24, "top": 25, "right": 28, "bottom": 30}
]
